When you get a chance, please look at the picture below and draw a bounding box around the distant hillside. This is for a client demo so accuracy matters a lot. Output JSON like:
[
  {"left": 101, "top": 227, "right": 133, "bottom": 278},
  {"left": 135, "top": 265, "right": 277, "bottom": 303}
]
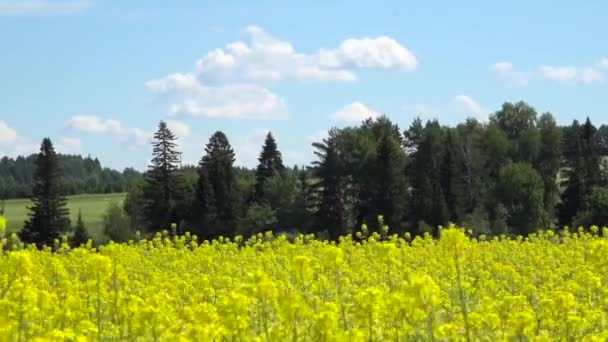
[{"left": 0, "top": 154, "right": 142, "bottom": 199}]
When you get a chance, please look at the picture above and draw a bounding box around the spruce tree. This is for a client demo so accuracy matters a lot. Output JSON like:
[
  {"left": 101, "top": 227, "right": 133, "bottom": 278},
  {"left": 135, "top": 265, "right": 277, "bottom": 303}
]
[
  {"left": 254, "top": 132, "right": 285, "bottom": 202},
  {"left": 441, "top": 129, "right": 466, "bottom": 223},
  {"left": 312, "top": 136, "right": 346, "bottom": 240},
  {"left": 194, "top": 131, "right": 240, "bottom": 238},
  {"left": 143, "top": 121, "right": 183, "bottom": 232},
  {"left": 19, "top": 138, "right": 70, "bottom": 247},
  {"left": 559, "top": 118, "right": 600, "bottom": 227},
  {"left": 374, "top": 133, "right": 409, "bottom": 233},
  {"left": 71, "top": 210, "right": 90, "bottom": 247}
]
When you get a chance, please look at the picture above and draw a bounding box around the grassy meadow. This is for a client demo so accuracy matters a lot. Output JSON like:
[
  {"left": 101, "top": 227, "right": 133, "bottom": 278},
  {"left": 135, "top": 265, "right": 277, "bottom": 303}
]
[{"left": 3, "top": 193, "right": 126, "bottom": 242}]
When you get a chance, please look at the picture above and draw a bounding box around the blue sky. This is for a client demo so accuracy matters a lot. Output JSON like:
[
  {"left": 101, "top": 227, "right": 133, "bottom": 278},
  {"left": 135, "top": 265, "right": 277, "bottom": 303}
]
[{"left": 1, "top": 0, "right": 607, "bottom": 170}]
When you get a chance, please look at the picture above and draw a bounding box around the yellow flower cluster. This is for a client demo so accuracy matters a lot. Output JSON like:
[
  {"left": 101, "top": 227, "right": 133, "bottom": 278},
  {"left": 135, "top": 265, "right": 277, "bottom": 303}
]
[{"left": 2, "top": 226, "right": 608, "bottom": 341}]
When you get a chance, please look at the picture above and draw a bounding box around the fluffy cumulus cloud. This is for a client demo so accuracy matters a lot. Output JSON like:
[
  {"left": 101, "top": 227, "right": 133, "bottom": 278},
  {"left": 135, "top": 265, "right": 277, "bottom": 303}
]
[
  {"left": 330, "top": 101, "right": 379, "bottom": 124},
  {"left": 0, "top": 120, "right": 19, "bottom": 145},
  {"left": 491, "top": 62, "right": 529, "bottom": 87},
  {"left": 599, "top": 58, "right": 608, "bottom": 69},
  {"left": 147, "top": 26, "right": 416, "bottom": 120},
  {"left": 451, "top": 95, "right": 489, "bottom": 120},
  {"left": 0, "top": 0, "right": 93, "bottom": 16},
  {"left": 493, "top": 61, "right": 605, "bottom": 86},
  {"left": 65, "top": 115, "right": 149, "bottom": 147},
  {"left": 147, "top": 76, "right": 289, "bottom": 120},
  {"left": 0, "top": 121, "right": 38, "bottom": 157}
]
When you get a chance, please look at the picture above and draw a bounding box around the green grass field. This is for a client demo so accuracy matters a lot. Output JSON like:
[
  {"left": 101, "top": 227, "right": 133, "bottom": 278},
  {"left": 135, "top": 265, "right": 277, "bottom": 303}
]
[{"left": 3, "top": 193, "right": 126, "bottom": 242}]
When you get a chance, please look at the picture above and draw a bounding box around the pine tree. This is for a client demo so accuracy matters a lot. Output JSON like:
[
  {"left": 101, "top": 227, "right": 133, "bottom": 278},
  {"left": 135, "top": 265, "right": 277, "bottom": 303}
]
[
  {"left": 193, "top": 131, "right": 240, "bottom": 238},
  {"left": 71, "top": 210, "right": 90, "bottom": 247},
  {"left": 143, "top": 121, "right": 183, "bottom": 232},
  {"left": 254, "top": 132, "right": 285, "bottom": 202},
  {"left": 19, "top": 138, "right": 70, "bottom": 247}
]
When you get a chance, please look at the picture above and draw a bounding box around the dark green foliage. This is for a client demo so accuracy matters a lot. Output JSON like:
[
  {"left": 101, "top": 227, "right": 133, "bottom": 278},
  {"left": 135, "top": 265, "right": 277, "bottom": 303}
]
[
  {"left": 595, "top": 125, "right": 608, "bottom": 156},
  {"left": 71, "top": 210, "right": 90, "bottom": 247},
  {"left": 103, "top": 202, "right": 133, "bottom": 242},
  {"left": 240, "top": 202, "right": 278, "bottom": 236},
  {"left": 123, "top": 177, "right": 146, "bottom": 231},
  {"left": 0, "top": 154, "right": 141, "bottom": 199},
  {"left": 409, "top": 120, "right": 449, "bottom": 233},
  {"left": 19, "top": 138, "right": 71, "bottom": 247},
  {"left": 312, "top": 134, "right": 346, "bottom": 240},
  {"left": 559, "top": 118, "right": 601, "bottom": 227},
  {"left": 494, "top": 162, "right": 547, "bottom": 236},
  {"left": 536, "top": 113, "right": 562, "bottom": 227},
  {"left": 191, "top": 131, "right": 240, "bottom": 239},
  {"left": 573, "top": 187, "right": 608, "bottom": 228},
  {"left": 373, "top": 133, "right": 409, "bottom": 233},
  {"left": 254, "top": 132, "right": 285, "bottom": 202},
  {"left": 143, "top": 121, "right": 185, "bottom": 232}
]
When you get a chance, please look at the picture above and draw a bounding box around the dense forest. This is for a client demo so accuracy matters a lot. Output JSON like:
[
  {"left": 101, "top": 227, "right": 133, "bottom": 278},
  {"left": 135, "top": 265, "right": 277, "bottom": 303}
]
[
  {"left": 8, "top": 101, "right": 608, "bottom": 246},
  {"left": 0, "top": 154, "right": 141, "bottom": 199}
]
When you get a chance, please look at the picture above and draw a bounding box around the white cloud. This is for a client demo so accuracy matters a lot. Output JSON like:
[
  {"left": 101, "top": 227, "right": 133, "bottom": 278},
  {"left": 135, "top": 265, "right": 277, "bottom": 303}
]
[
  {"left": 66, "top": 115, "right": 123, "bottom": 134},
  {"left": 0, "top": 121, "right": 38, "bottom": 157},
  {"left": 148, "top": 26, "right": 416, "bottom": 120},
  {"left": 538, "top": 65, "right": 578, "bottom": 82},
  {"left": 451, "top": 95, "right": 489, "bottom": 121},
  {"left": 493, "top": 61, "right": 605, "bottom": 86},
  {"left": 318, "top": 36, "right": 417, "bottom": 70},
  {"left": 491, "top": 62, "right": 529, "bottom": 87},
  {"left": 0, "top": 0, "right": 92, "bottom": 16},
  {"left": 166, "top": 120, "right": 191, "bottom": 139},
  {"left": 579, "top": 67, "right": 604, "bottom": 84},
  {"left": 65, "top": 115, "right": 149, "bottom": 148},
  {"left": 56, "top": 137, "right": 82, "bottom": 154},
  {"left": 0, "top": 120, "right": 19, "bottom": 145},
  {"left": 539, "top": 65, "right": 604, "bottom": 84},
  {"left": 330, "top": 101, "right": 379, "bottom": 124},
  {"left": 147, "top": 77, "right": 289, "bottom": 120}
]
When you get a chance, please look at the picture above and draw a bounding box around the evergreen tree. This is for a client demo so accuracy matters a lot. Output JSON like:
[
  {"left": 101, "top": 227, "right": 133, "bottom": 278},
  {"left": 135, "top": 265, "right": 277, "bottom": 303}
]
[
  {"left": 409, "top": 120, "right": 449, "bottom": 233},
  {"left": 373, "top": 133, "right": 409, "bottom": 233},
  {"left": 559, "top": 119, "right": 601, "bottom": 227},
  {"left": 441, "top": 129, "right": 466, "bottom": 223},
  {"left": 190, "top": 166, "right": 217, "bottom": 238},
  {"left": 193, "top": 131, "right": 240, "bottom": 239},
  {"left": 254, "top": 132, "right": 285, "bottom": 202},
  {"left": 71, "top": 210, "right": 90, "bottom": 247},
  {"left": 312, "top": 136, "right": 346, "bottom": 240},
  {"left": 143, "top": 121, "right": 183, "bottom": 232},
  {"left": 19, "top": 138, "right": 71, "bottom": 247}
]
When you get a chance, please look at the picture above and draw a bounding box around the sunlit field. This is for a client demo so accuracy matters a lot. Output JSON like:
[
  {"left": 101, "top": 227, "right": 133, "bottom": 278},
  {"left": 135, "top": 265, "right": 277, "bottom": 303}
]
[
  {"left": 1, "top": 226, "right": 607, "bottom": 341},
  {"left": 3, "top": 193, "right": 125, "bottom": 242}
]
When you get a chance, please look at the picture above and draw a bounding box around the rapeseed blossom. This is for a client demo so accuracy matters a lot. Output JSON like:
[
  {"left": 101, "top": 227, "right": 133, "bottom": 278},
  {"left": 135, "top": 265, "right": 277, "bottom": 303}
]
[{"left": 0, "top": 226, "right": 607, "bottom": 340}]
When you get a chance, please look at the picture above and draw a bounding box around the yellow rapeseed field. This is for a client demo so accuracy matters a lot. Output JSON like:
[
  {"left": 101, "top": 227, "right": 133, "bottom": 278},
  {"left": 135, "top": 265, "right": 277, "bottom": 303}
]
[{"left": 1, "top": 224, "right": 608, "bottom": 341}]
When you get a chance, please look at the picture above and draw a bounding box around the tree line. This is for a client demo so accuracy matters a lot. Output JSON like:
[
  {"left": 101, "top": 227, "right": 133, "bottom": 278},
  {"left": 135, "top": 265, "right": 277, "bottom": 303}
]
[
  {"left": 10, "top": 101, "right": 608, "bottom": 247},
  {"left": 0, "top": 154, "right": 141, "bottom": 199}
]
